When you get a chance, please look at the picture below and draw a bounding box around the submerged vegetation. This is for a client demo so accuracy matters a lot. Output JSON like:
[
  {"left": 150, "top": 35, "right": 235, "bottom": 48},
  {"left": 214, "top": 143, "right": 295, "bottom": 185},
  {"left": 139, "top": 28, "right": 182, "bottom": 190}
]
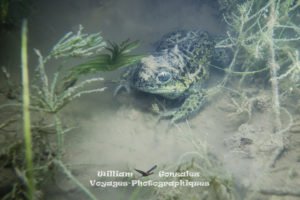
[
  {"left": 216, "top": 0, "right": 300, "bottom": 129},
  {"left": 214, "top": 0, "right": 300, "bottom": 198},
  {"left": 0, "top": 22, "right": 144, "bottom": 199},
  {"left": 216, "top": 0, "right": 300, "bottom": 169},
  {"left": 63, "top": 38, "right": 146, "bottom": 90},
  {"left": 21, "top": 20, "right": 34, "bottom": 200}
]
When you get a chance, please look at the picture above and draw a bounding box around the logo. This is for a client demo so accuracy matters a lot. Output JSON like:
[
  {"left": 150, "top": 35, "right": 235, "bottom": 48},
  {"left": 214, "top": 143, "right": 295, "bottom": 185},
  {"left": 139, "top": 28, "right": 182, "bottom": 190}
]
[{"left": 134, "top": 165, "right": 157, "bottom": 177}]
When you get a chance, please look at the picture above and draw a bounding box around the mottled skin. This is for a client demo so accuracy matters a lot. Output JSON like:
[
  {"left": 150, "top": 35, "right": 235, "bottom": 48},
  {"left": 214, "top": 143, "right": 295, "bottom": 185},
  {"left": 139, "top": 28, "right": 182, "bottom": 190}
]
[{"left": 122, "top": 30, "right": 220, "bottom": 124}]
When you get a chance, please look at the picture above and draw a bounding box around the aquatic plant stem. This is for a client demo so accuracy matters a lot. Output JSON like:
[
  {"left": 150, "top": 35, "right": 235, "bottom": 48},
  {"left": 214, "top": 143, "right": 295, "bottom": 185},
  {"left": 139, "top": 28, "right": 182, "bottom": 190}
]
[
  {"left": 267, "top": 1, "right": 282, "bottom": 131},
  {"left": 21, "top": 19, "right": 35, "bottom": 199},
  {"left": 129, "top": 186, "right": 143, "bottom": 200},
  {"left": 129, "top": 177, "right": 150, "bottom": 200},
  {"left": 53, "top": 160, "right": 98, "bottom": 200},
  {"left": 221, "top": 44, "right": 240, "bottom": 87},
  {"left": 260, "top": 188, "right": 300, "bottom": 197},
  {"left": 54, "top": 114, "right": 64, "bottom": 159}
]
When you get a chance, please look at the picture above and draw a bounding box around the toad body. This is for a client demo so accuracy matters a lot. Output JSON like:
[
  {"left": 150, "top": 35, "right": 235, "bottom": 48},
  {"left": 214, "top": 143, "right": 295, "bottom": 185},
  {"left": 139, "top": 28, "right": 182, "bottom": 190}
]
[{"left": 120, "top": 30, "right": 225, "bottom": 124}]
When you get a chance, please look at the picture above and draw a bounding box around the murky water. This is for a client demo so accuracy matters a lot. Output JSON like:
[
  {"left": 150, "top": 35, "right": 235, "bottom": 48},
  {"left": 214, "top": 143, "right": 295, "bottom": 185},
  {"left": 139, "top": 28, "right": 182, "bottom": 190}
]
[{"left": 1, "top": 0, "right": 300, "bottom": 200}]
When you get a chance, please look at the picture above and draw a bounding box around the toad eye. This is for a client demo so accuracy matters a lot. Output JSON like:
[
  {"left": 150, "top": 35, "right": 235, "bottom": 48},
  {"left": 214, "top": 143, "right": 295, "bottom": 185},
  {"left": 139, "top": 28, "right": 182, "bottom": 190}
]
[{"left": 157, "top": 71, "right": 171, "bottom": 82}]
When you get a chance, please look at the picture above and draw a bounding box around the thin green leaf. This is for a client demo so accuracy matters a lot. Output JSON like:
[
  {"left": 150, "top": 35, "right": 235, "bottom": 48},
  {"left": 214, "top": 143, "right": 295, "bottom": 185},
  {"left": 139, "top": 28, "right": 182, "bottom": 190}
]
[{"left": 61, "top": 39, "right": 147, "bottom": 86}]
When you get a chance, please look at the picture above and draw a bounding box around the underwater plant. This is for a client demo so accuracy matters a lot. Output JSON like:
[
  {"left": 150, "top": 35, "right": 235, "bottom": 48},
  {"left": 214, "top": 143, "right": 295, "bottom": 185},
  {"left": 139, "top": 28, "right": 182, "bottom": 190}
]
[
  {"left": 0, "top": 21, "right": 144, "bottom": 199},
  {"left": 29, "top": 25, "right": 107, "bottom": 162},
  {"left": 31, "top": 25, "right": 106, "bottom": 114},
  {"left": 21, "top": 19, "right": 34, "bottom": 200},
  {"left": 216, "top": 0, "right": 300, "bottom": 131},
  {"left": 0, "top": 23, "right": 106, "bottom": 200},
  {"left": 63, "top": 39, "right": 146, "bottom": 90},
  {"left": 214, "top": 0, "right": 300, "bottom": 198}
]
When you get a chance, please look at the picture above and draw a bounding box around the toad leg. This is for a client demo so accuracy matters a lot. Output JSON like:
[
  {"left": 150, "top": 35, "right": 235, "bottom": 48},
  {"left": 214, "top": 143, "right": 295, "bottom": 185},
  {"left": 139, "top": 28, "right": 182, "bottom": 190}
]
[{"left": 171, "top": 89, "right": 206, "bottom": 124}]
